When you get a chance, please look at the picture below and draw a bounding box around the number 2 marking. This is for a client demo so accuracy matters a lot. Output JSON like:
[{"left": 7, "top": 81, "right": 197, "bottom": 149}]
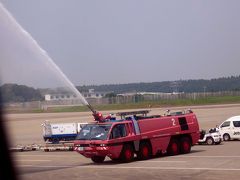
[{"left": 172, "top": 118, "right": 176, "bottom": 126}]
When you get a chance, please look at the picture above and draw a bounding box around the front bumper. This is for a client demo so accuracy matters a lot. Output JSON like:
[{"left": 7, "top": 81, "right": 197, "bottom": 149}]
[{"left": 74, "top": 144, "right": 122, "bottom": 159}]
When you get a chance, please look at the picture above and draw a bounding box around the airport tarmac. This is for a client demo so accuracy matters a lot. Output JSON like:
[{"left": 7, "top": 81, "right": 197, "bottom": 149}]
[
  {"left": 4, "top": 103, "right": 240, "bottom": 146},
  {"left": 4, "top": 104, "right": 240, "bottom": 179},
  {"left": 14, "top": 141, "right": 240, "bottom": 180}
]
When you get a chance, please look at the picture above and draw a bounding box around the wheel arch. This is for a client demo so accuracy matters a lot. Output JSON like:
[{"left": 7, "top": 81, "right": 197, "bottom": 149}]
[
  {"left": 223, "top": 133, "right": 231, "bottom": 141},
  {"left": 123, "top": 141, "right": 135, "bottom": 151},
  {"left": 139, "top": 139, "right": 152, "bottom": 150}
]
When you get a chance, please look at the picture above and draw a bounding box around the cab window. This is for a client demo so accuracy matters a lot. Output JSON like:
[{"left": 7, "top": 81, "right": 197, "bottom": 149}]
[
  {"left": 233, "top": 121, "right": 240, "bottom": 127},
  {"left": 110, "top": 124, "right": 127, "bottom": 139},
  {"left": 221, "top": 121, "right": 230, "bottom": 128}
]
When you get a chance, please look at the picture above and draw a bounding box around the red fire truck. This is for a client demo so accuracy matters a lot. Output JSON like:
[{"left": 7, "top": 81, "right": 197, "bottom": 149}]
[{"left": 74, "top": 109, "right": 200, "bottom": 163}]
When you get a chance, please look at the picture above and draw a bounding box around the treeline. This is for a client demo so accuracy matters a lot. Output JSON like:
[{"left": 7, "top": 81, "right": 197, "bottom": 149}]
[
  {"left": 77, "top": 76, "right": 240, "bottom": 93},
  {"left": 0, "top": 84, "right": 43, "bottom": 103},
  {"left": 1, "top": 75, "right": 240, "bottom": 103}
]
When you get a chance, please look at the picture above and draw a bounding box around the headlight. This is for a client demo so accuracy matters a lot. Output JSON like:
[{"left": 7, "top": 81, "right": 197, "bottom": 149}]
[{"left": 100, "top": 144, "right": 107, "bottom": 147}]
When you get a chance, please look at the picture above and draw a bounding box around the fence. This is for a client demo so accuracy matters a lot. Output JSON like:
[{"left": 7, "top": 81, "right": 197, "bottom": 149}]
[{"left": 3, "top": 91, "right": 240, "bottom": 111}]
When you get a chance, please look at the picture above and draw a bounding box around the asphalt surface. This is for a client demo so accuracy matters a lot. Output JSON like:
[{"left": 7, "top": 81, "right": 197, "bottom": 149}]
[
  {"left": 5, "top": 104, "right": 240, "bottom": 180},
  {"left": 14, "top": 141, "right": 240, "bottom": 180}
]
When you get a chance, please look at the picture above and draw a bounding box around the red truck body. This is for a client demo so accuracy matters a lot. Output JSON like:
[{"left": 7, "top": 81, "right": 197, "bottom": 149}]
[{"left": 74, "top": 110, "right": 200, "bottom": 163}]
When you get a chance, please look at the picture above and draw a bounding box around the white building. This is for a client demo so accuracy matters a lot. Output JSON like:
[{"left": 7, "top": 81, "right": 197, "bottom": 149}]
[
  {"left": 44, "top": 89, "right": 108, "bottom": 101},
  {"left": 44, "top": 94, "right": 76, "bottom": 101}
]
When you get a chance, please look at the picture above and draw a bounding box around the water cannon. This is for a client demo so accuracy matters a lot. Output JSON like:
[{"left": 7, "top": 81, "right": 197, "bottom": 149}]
[
  {"left": 86, "top": 103, "right": 105, "bottom": 122},
  {"left": 93, "top": 112, "right": 105, "bottom": 122}
]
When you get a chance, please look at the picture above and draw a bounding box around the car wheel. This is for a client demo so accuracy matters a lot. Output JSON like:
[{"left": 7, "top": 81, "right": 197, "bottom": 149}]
[
  {"left": 223, "top": 134, "right": 230, "bottom": 141},
  {"left": 206, "top": 137, "right": 214, "bottom": 145}
]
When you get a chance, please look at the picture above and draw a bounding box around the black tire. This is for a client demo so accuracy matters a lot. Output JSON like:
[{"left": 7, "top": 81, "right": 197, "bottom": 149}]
[
  {"left": 167, "top": 139, "right": 180, "bottom": 156},
  {"left": 137, "top": 142, "right": 152, "bottom": 160},
  {"left": 206, "top": 137, "right": 214, "bottom": 145},
  {"left": 120, "top": 144, "right": 134, "bottom": 163},
  {"left": 91, "top": 156, "right": 105, "bottom": 163},
  {"left": 180, "top": 137, "right": 191, "bottom": 154},
  {"left": 223, "top": 134, "right": 230, "bottom": 141},
  {"left": 110, "top": 157, "right": 120, "bottom": 162}
]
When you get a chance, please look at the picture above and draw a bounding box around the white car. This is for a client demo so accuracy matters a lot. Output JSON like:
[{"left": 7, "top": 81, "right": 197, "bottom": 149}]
[
  {"left": 218, "top": 116, "right": 240, "bottom": 141},
  {"left": 198, "top": 128, "right": 222, "bottom": 145}
]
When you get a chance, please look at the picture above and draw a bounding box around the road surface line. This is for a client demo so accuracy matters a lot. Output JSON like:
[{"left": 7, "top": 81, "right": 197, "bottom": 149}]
[
  {"left": 14, "top": 159, "right": 51, "bottom": 162},
  {"left": 18, "top": 165, "right": 240, "bottom": 171},
  {"left": 176, "top": 155, "right": 240, "bottom": 158},
  {"left": 17, "top": 155, "right": 71, "bottom": 158},
  {"left": 17, "top": 155, "right": 240, "bottom": 158},
  {"left": 138, "top": 161, "right": 186, "bottom": 163}
]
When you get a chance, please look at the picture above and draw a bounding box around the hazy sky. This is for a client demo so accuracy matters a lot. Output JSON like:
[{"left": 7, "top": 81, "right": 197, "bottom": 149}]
[{"left": 0, "top": 0, "right": 240, "bottom": 87}]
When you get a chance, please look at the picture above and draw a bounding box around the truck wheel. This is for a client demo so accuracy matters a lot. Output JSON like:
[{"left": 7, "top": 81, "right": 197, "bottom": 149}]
[
  {"left": 223, "top": 134, "right": 230, "bottom": 141},
  {"left": 180, "top": 137, "right": 191, "bottom": 154},
  {"left": 167, "top": 139, "right": 180, "bottom": 156},
  {"left": 120, "top": 144, "right": 134, "bottom": 163},
  {"left": 110, "top": 157, "right": 120, "bottom": 162},
  {"left": 91, "top": 156, "right": 105, "bottom": 163},
  {"left": 206, "top": 137, "right": 214, "bottom": 145},
  {"left": 137, "top": 142, "right": 152, "bottom": 160}
]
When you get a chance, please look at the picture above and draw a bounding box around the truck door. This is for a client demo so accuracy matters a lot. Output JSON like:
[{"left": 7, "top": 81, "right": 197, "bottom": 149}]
[
  {"left": 110, "top": 124, "right": 127, "bottom": 140},
  {"left": 232, "top": 121, "right": 240, "bottom": 139}
]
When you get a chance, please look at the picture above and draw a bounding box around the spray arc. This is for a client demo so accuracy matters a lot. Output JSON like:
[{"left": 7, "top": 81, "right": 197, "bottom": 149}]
[{"left": 0, "top": 2, "right": 101, "bottom": 117}]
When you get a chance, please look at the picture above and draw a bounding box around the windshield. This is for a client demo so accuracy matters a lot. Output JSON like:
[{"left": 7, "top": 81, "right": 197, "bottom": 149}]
[{"left": 76, "top": 124, "right": 111, "bottom": 140}]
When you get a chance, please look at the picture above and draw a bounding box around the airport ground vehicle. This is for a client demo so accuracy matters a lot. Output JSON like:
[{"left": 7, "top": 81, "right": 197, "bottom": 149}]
[
  {"left": 198, "top": 128, "right": 222, "bottom": 145},
  {"left": 74, "top": 109, "right": 200, "bottom": 163},
  {"left": 218, "top": 116, "right": 240, "bottom": 141},
  {"left": 42, "top": 121, "right": 87, "bottom": 143}
]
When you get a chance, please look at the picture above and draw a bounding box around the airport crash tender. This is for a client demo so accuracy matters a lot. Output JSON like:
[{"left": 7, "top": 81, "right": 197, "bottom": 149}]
[{"left": 74, "top": 109, "right": 200, "bottom": 163}]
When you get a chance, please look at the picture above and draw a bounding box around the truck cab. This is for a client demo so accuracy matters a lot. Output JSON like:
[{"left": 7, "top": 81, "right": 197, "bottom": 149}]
[{"left": 74, "top": 119, "right": 138, "bottom": 163}]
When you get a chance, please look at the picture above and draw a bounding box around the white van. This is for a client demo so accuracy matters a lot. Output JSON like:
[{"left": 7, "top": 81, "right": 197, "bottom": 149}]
[{"left": 218, "top": 116, "right": 240, "bottom": 141}]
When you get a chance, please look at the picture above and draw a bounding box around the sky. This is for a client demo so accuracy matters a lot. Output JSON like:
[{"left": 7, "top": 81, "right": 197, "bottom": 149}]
[{"left": 0, "top": 0, "right": 240, "bottom": 88}]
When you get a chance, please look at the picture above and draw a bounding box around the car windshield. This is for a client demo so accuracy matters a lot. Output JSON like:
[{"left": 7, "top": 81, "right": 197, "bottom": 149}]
[{"left": 76, "top": 124, "right": 112, "bottom": 140}]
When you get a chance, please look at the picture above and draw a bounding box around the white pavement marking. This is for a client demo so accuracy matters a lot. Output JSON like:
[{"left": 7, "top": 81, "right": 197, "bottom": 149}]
[
  {"left": 14, "top": 160, "right": 51, "bottom": 162},
  {"left": 176, "top": 155, "right": 240, "bottom": 158},
  {"left": 138, "top": 161, "right": 186, "bottom": 163},
  {"left": 17, "top": 155, "right": 240, "bottom": 159},
  {"left": 18, "top": 165, "right": 240, "bottom": 171},
  {"left": 17, "top": 155, "right": 71, "bottom": 158}
]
